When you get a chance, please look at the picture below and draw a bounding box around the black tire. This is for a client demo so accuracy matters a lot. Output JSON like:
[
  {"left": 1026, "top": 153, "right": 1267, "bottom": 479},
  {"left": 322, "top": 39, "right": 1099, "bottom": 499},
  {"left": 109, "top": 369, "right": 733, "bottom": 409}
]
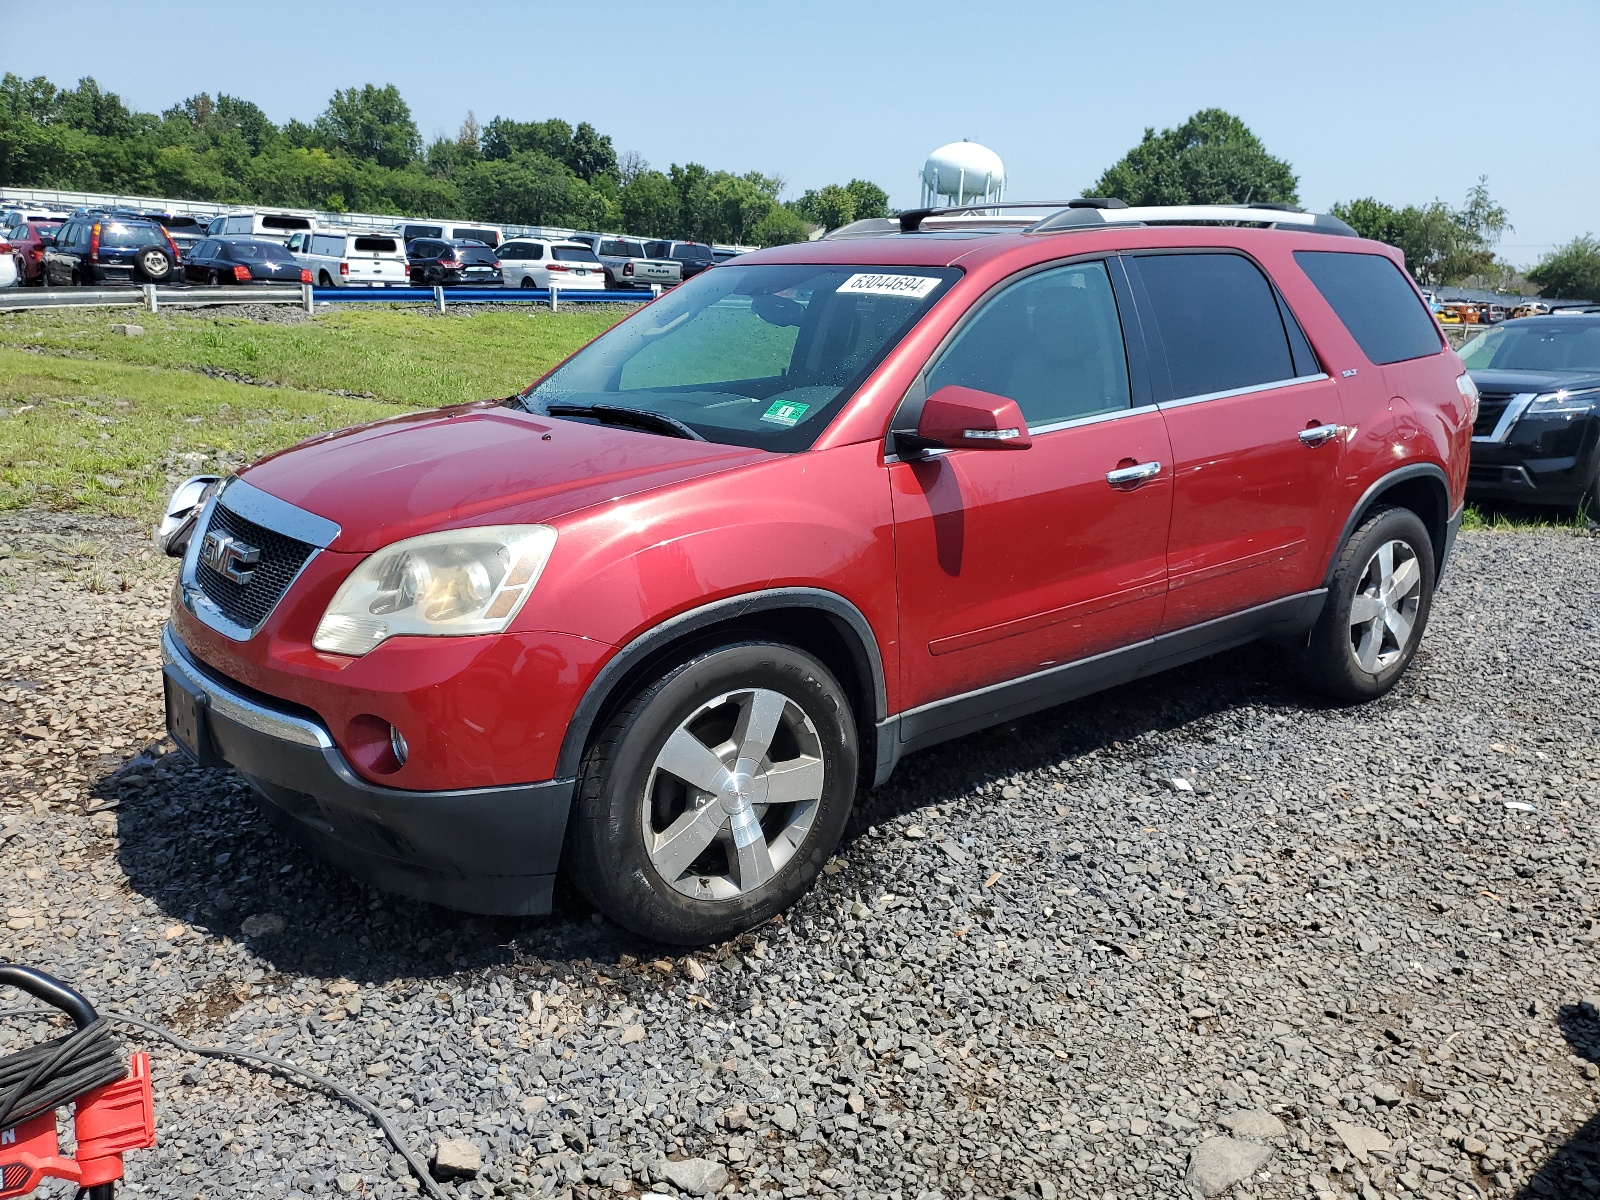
[
  {"left": 70, "top": 268, "right": 82, "bottom": 286},
  {"left": 319, "top": 271, "right": 333, "bottom": 287},
  {"left": 567, "top": 640, "right": 858, "bottom": 945},
  {"left": 209, "top": 271, "right": 222, "bottom": 286},
  {"left": 519, "top": 276, "right": 534, "bottom": 289},
  {"left": 133, "top": 245, "right": 172, "bottom": 282},
  {"left": 1303, "top": 507, "right": 1435, "bottom": 703}
]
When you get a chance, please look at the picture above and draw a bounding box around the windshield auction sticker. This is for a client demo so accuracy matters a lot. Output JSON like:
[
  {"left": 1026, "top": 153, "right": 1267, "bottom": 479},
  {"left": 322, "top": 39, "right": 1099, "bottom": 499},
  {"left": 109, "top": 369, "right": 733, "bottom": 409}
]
[
  {"left": 760, "top": 400, "right": 811, "bottom": 427},
  {"left": 837, "top": 273, "right": 942, "bottom": 299}
]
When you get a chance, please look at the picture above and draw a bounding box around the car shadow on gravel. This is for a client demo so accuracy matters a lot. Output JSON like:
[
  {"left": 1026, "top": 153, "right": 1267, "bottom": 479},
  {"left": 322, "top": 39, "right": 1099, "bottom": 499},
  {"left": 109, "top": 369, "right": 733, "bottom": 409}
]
[
  {"left": 1515, "top": 1005, "right": 1600, "bottom": 1197},
  {"left": 106, "top": 637, "right": 1368, "bottom": 985}
]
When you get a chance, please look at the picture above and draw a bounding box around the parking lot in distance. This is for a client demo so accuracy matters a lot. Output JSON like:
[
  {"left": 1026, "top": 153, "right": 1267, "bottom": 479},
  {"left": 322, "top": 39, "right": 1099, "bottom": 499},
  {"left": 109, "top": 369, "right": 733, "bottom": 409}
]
[{"left": 3, "top": 508, "right": 1598, "bottom": 1200}]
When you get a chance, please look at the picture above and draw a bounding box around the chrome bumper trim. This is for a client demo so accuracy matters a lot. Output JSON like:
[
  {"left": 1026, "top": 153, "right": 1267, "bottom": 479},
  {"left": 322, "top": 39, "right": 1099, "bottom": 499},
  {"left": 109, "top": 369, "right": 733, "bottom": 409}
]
[{"left": 162, "top": 624, "right": 332, "bottom": 750}]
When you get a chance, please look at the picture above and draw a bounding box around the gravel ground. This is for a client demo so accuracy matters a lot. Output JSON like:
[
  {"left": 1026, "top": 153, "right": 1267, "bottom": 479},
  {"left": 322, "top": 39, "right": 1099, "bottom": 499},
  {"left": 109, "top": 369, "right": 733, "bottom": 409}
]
[{"left": 2, "top": 510, "right": 1598, "bottom": 1200}]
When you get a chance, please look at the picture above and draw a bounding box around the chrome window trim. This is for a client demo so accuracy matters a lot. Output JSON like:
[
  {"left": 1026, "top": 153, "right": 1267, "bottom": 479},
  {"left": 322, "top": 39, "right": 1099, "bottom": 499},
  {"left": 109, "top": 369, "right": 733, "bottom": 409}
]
[
  {"left": 178, "top": 477, "right": 340, "bottom": 642},
  {"left": 1469, "top": 392, "right": 1538, "bottom": 443},
  {"left": 162, "top": 625, "right": 332, "bottom": 750},
  {"left": 1156, "top": 372, "right": 1329, "bottom": 412},
  {"left": 1028, "top": 401, "right": 1160, "bottom": 437}
]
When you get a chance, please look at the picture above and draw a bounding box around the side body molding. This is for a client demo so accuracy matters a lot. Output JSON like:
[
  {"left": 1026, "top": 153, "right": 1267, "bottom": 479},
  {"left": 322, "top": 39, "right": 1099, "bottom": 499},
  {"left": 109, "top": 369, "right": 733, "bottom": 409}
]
[{"left": 553, "top": 587, "right": 889, "bottom": 780}]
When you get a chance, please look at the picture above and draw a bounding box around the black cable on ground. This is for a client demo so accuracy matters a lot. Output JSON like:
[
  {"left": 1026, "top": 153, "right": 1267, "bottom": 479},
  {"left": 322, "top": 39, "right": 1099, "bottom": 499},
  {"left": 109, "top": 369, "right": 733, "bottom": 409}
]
[{"left": 0, "top": 1006, "right": 448, "bottom": 1200}]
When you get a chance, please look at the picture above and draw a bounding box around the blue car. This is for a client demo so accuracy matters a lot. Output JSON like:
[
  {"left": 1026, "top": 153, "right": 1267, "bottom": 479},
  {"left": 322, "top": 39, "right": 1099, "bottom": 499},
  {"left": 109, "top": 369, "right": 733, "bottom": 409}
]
[{"left": 41, "top": 215, "right": 180, "bottom": 286}]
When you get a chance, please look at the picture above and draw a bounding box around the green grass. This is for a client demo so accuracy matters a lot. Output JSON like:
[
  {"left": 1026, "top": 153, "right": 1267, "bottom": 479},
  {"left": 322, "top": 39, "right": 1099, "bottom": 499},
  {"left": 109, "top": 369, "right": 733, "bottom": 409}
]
[
  {"left": 0, "top": 305, "right": 623, "bottom": 409},
  {"left": 0, "top": 305, "right": 626, "bottom": 519},
  {"left": 1461, "top": 501, "right": 1594, "bottom": 532}
]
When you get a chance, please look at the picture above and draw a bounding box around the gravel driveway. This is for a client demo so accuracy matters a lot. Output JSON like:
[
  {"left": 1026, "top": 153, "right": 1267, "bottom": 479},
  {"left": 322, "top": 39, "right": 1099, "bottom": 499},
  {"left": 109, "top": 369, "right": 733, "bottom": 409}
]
[{"left": 2, "top": 511, "right": 1597, "bottom": 1200}]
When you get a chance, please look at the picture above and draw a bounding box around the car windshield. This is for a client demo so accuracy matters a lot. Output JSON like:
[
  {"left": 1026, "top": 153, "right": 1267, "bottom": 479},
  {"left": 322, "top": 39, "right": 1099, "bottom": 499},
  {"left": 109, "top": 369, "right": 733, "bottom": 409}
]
[
  {"left": 1459, "top": 321, "right": 1600, "bottom": 373},
  {"left": 552, "top": 246, "right": 600, "bottom": 263},
  {"left": 522, "top": 263, "right": 960, "bottom": 451}
]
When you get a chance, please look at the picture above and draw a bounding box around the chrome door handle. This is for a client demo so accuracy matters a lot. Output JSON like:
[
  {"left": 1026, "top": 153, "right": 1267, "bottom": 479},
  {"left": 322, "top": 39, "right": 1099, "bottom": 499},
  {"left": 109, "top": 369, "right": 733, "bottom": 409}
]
[
  {"left": 1298, "top": 423, "right": 1344, "bottom": 447},
  {"left": 1106, "top": 461, "right": 1162, "bottom": 487}
]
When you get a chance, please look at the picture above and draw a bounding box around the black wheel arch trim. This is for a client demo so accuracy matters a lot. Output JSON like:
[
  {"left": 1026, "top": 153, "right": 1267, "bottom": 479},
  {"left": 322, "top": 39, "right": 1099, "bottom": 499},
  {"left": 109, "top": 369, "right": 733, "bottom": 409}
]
[
  {"left": 1324, "top": 463, "right": 1453, "bottom": 588},
  {"left": 553, "top": 587, "right": 888, "bottom": 780}
]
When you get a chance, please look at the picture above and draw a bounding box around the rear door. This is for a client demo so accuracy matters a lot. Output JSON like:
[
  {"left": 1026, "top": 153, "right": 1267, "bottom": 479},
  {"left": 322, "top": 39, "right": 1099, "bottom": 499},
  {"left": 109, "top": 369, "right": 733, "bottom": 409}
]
[
  {"left": 1126, "top": 250, "right": 1344, "bottom": 631},
  {"left": 890, "top": 257, "right": 1172, "bottom": 712}
]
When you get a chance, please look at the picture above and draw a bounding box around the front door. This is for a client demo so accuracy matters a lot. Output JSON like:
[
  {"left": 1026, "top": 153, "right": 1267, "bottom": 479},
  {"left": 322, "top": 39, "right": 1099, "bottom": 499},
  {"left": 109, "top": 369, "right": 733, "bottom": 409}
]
[
  {"left": 1127, "top": 251, "right": 1346, "bottom": 630},
  {"left": 890, "top": 258, "right": 1173, "bottom": 713}
]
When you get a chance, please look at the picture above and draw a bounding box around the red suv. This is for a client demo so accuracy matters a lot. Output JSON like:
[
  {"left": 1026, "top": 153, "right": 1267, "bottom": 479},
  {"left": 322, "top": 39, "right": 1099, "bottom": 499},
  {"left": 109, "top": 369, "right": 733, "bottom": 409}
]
[{"left": 158, "top": 201, "right": 1473, "bottom": 944}]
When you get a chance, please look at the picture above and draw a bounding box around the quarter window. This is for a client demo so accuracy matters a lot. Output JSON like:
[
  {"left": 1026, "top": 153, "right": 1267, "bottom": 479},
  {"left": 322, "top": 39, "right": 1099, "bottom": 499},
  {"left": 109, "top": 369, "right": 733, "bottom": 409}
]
[
  {"left": 925, "top": 260, "right": 1132, "bottom": 427},
  {"left": 1132, "top": 252, "right": 1297, "bottom": 400},
  {"left": 1293, "top": 250, "right": 1443, "bottom": 365}
]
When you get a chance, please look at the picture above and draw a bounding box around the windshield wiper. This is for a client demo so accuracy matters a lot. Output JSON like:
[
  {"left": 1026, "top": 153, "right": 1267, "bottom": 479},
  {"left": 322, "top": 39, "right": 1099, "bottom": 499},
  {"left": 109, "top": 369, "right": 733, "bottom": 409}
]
[{"left": 542, "top": 402, "right": 705, "bottom": 441}]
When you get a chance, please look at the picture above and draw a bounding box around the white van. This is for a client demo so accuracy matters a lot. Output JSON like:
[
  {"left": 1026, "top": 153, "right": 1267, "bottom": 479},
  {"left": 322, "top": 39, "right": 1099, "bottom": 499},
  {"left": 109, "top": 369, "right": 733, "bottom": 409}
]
[
  {"left": 206, "top": 211, "right": 315, "bottom": 245},
  {"left": 288, "top": 230, "right": 409, "bottom": 287},
  {"left": 399, "top": 221, "right": 501, "bottom": 249}
]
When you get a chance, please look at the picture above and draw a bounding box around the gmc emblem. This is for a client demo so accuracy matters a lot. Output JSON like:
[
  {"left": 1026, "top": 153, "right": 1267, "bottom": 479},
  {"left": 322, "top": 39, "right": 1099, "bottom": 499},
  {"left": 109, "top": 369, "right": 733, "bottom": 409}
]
[{"left": 200, "top": 531, "right": 261, "bottom": 584}]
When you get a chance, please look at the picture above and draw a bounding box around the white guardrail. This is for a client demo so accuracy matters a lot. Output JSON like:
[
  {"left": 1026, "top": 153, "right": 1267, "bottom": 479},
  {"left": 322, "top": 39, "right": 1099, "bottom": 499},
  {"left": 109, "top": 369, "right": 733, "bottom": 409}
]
[{"left": 0, "top": 283, "right": 656, "bottom": 314}]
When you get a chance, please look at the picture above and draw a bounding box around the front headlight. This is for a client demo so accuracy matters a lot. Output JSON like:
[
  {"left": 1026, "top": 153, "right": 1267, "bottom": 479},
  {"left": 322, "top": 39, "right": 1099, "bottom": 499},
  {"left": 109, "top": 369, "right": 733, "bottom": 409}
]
[
  {"left": 1526, "top": 388, "right": 1600, "bottom": 416},
  {"left": 312, "top": 525, "right": 558, "bottom": 656}
]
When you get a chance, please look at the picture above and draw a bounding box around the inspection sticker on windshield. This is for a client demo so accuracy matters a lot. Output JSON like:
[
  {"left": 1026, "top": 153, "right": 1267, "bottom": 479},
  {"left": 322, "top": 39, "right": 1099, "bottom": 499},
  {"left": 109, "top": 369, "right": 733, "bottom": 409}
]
[
  {"left": 760, "top": 400, "right": 811, "bottom": 427},
  {"left": 837, "top": 273, "right": 941, "bottom": 299}
]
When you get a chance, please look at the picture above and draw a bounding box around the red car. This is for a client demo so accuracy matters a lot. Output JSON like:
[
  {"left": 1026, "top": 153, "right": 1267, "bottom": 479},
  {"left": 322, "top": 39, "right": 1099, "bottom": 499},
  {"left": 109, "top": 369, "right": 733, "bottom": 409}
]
[
  {"left": 5, "top": 219, "right": 64, "bottom": 285},
  {"left": 158, "top": 201, "right": 1473, "bottom": 944}
]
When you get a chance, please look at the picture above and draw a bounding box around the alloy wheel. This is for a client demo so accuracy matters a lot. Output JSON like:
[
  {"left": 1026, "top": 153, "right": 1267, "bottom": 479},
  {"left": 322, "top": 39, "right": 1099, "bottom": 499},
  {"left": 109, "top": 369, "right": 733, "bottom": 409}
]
[
  {"left": 1348, "top": 538, "right": 1422, "bottom": 673},
  {"left": 642, "top": 687, "right": 825, "bottom": 901}
]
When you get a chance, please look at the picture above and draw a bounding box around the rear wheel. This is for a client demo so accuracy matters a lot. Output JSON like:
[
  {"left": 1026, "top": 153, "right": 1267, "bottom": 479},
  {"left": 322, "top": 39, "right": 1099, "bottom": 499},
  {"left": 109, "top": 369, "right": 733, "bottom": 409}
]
[
  {"left": 1303, "top": 507, "right": 1435, "bottom": 702},
  {"left": 567, "top": 641, "right": 858, "bottom": 945},
  {"left": 519, "top": 276, "right": 534, "bottom": 289},
  {"left": 318, "top": 270, "right": 333, "bottom": 287}
]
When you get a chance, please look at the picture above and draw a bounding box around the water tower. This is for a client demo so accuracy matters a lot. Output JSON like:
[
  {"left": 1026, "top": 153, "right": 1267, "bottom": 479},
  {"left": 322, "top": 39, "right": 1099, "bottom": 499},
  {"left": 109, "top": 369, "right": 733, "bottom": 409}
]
[{"left": 921, "top": 140, "right": 1005, "bottom": 208}]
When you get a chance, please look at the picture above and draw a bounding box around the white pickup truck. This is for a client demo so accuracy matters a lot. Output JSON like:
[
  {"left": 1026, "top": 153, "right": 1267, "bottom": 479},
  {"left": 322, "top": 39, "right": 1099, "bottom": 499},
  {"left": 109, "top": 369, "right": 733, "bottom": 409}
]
[
  {"left": 567, "top": 233, "right": 682, "bottom": 290},
  {"left": 288, "top": 230, "right": 409, "bottom": 287}
]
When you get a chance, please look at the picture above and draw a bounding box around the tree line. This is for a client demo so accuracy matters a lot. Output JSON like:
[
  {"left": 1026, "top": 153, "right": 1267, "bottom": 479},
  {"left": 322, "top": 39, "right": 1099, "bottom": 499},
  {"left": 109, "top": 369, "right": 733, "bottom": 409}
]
[
  {"left": 0, "top": 76, "right": 890, "bottom": 247},
  {"left": 1086, "top": 108, "right": 1596, "bottom": 299}
]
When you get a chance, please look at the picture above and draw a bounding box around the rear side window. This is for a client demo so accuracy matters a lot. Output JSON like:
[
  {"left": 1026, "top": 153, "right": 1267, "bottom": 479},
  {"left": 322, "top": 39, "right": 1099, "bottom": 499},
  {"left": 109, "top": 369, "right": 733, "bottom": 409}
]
[
  {"left": 262, "top": 215, "right": 311, "bottom": 231},
  {"left": 1132, "top": 253, "right": 1296, "bottom": 399},
  {"left": 926, "top": 260, "right": 1132, "bottom": 427},
  {"left": 452, "top": 227, "right": 498, "bottom": 246},
  {"left": 353, "top": 237, "right": 397, "bottom": 253},
  {"left": 1294, "top": 251, "right": 1443, "bottom": 365}
]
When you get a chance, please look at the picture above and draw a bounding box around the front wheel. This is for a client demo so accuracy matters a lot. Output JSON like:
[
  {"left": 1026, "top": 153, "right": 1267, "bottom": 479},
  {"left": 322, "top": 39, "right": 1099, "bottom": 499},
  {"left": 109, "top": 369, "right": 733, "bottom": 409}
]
[
  {"left": 567, "top": 641, "right": 858, "bottom": 945},
  {"left": 1303, "top": 507, "right": 1435, "bottom": 702}
]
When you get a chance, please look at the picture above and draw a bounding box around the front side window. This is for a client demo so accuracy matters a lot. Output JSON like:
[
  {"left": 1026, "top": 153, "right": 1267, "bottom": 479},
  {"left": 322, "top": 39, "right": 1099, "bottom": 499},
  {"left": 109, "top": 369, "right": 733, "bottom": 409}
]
[
  {"left": 523, "top": 264, "right": 959, "bottom": 452},
  {"left": 1133, "top": 252, "right": 1297, "bottom": 399},
  {"left": 926, "top": 260, "right": 1132, "bottom": 427},
  {"left": 1294, "top": 250, "right": 1444, "bottom": 366}
]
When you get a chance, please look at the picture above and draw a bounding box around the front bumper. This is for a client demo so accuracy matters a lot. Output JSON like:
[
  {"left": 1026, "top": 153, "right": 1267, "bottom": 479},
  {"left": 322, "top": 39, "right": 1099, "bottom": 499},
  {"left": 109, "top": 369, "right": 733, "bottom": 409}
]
[
  {"left": 162, "top": 624, "right": 574, "bottom": 915},
  {"left": 1468, "top": 408, "right": 1600, "bottom": 505}
]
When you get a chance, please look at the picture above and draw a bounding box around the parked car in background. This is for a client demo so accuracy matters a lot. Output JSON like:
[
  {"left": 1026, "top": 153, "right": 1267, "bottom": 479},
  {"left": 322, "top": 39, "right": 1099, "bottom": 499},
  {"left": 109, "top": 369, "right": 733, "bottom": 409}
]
[
  {"left": 1461, "top": 312, "right": 1600, "bottom": 507},
  {"left": 1511, "top": 301, "right": 1551, "bottom": 320},
  {"left": 643, "top": 239, "right": 716, "bottom": 280},
  {"left": 568, "top": 233, "right": 681, "bottom": 290},
  {"left": 406, "top": 238, "right": 502, "bottom": 285},
  {"left": 399, "top": 222, "right": 501, "bottom": 248},
  {"left": 495, "top": 239, "right": 606, "bottom": 290},
  {"left": 42, "top": 215, "right": 180, "bottom": 285},
  {"left": 182, "top": 238, "right": 310, "bottom": 284},
  {"left": 156, "top": 201, "right": 1471, "bottom": 944},
  {"left": 289, "top": 230, "right": 409, "bottom": 287},
  {"left": 4, "top": 219, "right": 63, "bottom": 284},
  {"left": 1, "top": 207, "right": 70, "bottom": 230},
  {"left": 0, "top": 239, "right": 18, "bottom": 288},
  {"left": 711, "top": 247, "right": 744, "bottom": 264},
  {"left": 205, "top": 211, "right": 315, "bottom": 245}
]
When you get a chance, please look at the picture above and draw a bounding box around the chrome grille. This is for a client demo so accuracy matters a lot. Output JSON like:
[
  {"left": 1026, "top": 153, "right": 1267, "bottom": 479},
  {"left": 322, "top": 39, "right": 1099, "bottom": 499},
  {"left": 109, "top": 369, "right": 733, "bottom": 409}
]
[
  {"left": 193, "top": 502, "right": 315, "bottom": 630},
  {"left": 1473, "top": 391, "right": 1514, "bottom": 438}
]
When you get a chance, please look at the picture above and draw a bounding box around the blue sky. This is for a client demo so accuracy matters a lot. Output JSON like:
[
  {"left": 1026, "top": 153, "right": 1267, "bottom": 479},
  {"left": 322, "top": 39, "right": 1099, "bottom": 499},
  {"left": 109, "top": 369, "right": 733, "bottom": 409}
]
[{"left": 7, "top": 0, "right": 1594, "bottom": 265}]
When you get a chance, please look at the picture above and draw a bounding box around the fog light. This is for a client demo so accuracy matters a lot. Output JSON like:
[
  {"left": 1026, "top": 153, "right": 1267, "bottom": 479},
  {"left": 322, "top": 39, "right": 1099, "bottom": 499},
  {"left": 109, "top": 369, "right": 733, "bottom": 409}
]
[{"left": 389, "top": 725, "right": 409, "bottom": 767}]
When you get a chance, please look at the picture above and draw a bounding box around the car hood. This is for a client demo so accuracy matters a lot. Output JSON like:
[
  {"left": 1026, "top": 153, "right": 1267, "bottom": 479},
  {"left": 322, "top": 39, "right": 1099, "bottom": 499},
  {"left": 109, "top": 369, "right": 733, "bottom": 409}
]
[
  {"left": 238, "top": 402, "right": 769, "bottom": 552},
  {"left": 1468, "top": 367, "right": 1600, "bottom": 394}
]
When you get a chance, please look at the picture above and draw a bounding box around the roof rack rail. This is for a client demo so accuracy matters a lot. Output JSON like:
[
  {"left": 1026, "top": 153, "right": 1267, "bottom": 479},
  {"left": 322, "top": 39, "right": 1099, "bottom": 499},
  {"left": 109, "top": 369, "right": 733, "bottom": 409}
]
[
  {"left": 1027, "top": 203, "right": 1357, "bottom": 237},
  {"left": 894, "top": 198, "right": 1126, "bottom": 234}
]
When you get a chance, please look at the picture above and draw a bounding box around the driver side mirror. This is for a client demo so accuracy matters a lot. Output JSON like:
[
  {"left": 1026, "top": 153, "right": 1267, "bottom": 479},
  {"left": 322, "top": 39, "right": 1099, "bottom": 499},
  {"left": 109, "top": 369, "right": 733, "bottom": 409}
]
[{"left": 899, "top": 384, "right": 1032, "bottom": 455}]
